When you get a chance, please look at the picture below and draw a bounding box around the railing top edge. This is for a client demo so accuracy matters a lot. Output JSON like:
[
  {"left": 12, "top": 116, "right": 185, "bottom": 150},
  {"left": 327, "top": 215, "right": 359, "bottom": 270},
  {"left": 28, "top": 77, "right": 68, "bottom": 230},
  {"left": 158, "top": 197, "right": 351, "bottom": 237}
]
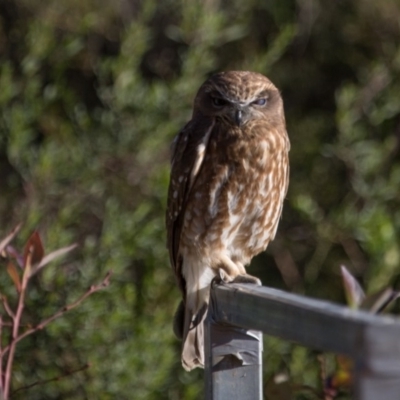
[{"left": 212, "top": 282, "right": 400, "bottom": 329}]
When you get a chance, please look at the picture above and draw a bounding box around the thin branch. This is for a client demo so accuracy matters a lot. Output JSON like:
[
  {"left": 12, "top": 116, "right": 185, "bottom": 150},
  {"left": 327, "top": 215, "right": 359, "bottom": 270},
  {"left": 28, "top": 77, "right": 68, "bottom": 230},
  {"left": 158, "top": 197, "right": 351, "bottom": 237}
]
[
  {"left": 1, "top": 297, "right": 14, "bottom": 320},
  {"left": 0, "top": 225, "right": 22, "bottom": 255},
  {"left": 3, "top": 249, "right": 32, "bottom": 399},
  {"left": 11, "top": 363, "right": 90, "bottom": 395},
  {"left": 1, "top": 271, "right": 112, "bottom": 359}
]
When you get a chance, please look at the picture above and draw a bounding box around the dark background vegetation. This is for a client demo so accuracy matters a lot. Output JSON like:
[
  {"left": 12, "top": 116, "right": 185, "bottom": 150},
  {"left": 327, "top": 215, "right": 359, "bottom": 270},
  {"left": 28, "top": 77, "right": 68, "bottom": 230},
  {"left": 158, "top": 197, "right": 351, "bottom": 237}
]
[{"left": 1, "top": 0, "right": 400, "bottom": 398}]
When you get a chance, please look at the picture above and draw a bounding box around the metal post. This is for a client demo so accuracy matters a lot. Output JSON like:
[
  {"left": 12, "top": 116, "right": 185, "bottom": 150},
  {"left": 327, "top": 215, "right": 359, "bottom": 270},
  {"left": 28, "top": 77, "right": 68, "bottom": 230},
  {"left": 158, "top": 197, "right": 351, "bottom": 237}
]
[
  {"left": 206, "top": 282, "right": 400, "bottom": 400},
  {"left": 204, "top": 283, "right": 263, "bottom": 400},
  {"left": 353, "top": 324, "right": 400, "bottom": 400}
]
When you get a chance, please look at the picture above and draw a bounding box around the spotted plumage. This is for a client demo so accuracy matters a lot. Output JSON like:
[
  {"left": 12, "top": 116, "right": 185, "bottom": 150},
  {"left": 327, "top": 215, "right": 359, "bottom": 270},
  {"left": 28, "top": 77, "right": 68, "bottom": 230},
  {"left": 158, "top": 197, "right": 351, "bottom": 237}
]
[{"left": 166, "top": 71, "right": 290, "bottom": 371}]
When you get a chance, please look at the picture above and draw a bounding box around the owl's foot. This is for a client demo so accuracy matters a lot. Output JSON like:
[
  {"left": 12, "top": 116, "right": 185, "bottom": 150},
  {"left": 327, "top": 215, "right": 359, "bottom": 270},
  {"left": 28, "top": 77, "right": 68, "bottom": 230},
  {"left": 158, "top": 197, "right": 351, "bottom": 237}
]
[
  {"left": 217, "top": 268, "right": 262, "bottom": 286},
  {"left": 232, "top": 274, "right": 262, "bottom": 286}
]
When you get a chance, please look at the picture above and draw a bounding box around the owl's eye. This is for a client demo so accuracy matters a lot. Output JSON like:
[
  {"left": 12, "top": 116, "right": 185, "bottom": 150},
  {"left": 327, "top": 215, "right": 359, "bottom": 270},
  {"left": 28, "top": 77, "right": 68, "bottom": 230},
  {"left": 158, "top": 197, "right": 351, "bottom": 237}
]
[
  {"left": 253, "top": 98, "right": 267, "bottom": 106},
  {"left": 211, "top": 97, "right": 228, "bottom": 107}
]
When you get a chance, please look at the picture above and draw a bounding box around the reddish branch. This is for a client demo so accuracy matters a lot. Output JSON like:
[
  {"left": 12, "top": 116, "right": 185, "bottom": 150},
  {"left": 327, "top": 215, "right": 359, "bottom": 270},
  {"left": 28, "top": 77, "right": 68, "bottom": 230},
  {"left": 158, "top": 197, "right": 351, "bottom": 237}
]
[
  {"left": 1, "top": 297, "right": 14, "bottom": 319},
  {"left": 1, "top": 271, "right": 112, "bottom": 358},
  {"left": 0, "top": 270, "right": 111, "bottom": 399},
  {"left": 2, "top": 247, "right": 33, "bottom": 399},
  {"left": 0, "top": 227, "right": 111, "bottom": 399}
]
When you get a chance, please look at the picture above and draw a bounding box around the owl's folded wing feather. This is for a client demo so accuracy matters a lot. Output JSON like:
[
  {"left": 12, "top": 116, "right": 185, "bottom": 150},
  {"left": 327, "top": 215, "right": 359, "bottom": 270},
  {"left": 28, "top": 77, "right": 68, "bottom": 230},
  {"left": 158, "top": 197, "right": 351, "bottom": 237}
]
[{"left": 166, "top": 116, "right": 215, "bottom": 294}]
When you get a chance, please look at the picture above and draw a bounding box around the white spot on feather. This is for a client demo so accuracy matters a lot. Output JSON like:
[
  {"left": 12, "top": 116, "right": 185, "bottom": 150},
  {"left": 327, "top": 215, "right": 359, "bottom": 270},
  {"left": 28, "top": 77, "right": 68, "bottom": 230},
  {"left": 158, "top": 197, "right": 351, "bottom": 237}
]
[
  {"left": 208, "top": 166, "right": 230, "bottom": 218},
  {"left": 227, "top": 191, "right": 238, "bottom": 211},
  {"left": 188, "top": 122, "right": 215, "bottom": 191}
]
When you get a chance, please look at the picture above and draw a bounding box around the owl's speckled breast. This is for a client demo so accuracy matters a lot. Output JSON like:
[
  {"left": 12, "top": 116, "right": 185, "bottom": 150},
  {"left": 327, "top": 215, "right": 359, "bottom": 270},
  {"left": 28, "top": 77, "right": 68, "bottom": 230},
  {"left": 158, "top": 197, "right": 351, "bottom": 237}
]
[{"left": 179, "top": 122, "right": 288, "bottom": 267}]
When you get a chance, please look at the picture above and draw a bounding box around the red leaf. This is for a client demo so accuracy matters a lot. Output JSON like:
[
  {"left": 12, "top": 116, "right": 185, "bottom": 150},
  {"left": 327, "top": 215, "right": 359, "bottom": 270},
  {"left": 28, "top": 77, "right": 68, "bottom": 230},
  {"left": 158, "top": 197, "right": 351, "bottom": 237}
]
[
  {"left": 7, "top": 261, "right": 21, "bottom": 293},
  {"left": 23, "top": 231, "right": 45, "bottom": 267}
]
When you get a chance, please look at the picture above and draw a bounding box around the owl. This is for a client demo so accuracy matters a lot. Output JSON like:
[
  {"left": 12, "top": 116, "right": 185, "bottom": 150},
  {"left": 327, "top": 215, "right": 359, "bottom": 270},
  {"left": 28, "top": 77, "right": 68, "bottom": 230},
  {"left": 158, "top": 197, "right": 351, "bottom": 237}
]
[{"left": 166, "top": 71, "right": 290, "bottom": 371}]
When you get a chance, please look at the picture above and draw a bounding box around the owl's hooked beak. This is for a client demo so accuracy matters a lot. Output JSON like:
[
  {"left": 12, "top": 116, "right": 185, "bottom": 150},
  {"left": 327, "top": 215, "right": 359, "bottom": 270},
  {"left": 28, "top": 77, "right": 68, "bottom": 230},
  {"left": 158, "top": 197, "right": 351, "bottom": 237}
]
[
  {"left": 234, "top": 109, "right": 243, "bottom": 127},
  {"left": 228, "top": 104, "right": 249, "bottom": 127}
]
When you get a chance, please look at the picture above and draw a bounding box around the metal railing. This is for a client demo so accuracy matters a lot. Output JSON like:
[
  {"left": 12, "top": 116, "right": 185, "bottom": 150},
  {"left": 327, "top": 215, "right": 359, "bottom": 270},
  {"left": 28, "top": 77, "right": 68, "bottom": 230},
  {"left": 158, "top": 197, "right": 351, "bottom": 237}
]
[{"left": 204, "top": 282, "right": 400, "bottom": 400}]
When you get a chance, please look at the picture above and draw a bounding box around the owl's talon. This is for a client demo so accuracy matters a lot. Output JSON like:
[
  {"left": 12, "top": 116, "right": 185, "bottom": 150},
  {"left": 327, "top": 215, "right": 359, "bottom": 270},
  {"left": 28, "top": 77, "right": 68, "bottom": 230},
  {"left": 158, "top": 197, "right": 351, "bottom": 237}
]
[
  {"left": 232, "top": 274, "right": 262, "bottom": 286},
  {"left": 217, "top": 268, "right": 230, "bottom": 283},
  {"left": 211, "top": 275, "right": 224, "bottom": 287}
]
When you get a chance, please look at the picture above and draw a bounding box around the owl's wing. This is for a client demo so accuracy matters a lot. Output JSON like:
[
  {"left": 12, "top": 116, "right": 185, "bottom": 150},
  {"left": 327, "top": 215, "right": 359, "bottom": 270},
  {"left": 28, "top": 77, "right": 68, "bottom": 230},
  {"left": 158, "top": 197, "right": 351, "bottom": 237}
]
[{"left": 166, "top": 116, "right": 215, "bottom": 293}]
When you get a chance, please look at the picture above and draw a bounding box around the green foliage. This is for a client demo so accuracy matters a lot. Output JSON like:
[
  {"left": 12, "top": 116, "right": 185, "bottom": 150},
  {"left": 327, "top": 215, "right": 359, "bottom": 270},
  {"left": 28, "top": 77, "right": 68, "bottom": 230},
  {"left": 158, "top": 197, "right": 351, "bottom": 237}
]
[{"left": 0, "top": 0, "right": 400, "bottom": 398}]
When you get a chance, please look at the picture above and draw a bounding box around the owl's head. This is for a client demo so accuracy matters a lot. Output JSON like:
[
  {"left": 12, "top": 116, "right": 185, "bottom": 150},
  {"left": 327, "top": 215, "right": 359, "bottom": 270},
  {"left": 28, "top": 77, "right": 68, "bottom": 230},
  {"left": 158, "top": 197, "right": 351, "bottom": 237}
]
[{"left": 193, "top": 71, "right": 284, "bottom": 127}]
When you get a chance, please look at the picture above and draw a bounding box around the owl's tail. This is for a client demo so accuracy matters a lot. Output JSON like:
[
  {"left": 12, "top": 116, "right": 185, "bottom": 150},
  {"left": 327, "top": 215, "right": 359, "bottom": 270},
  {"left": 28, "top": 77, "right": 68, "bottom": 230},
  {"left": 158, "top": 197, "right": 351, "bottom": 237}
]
[
  {"left": 181, "top": 296, "right": 208, "bottom": 371},
  {"left": 180, "top": 259, "right": 215, "bottom": 371}
]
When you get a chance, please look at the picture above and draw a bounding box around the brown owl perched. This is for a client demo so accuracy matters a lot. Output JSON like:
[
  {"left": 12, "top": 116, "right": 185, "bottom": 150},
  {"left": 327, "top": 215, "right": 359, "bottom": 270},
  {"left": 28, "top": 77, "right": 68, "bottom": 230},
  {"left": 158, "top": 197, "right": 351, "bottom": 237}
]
[{"left": 166, "top": 71, "right": 290, "bottom": 371}]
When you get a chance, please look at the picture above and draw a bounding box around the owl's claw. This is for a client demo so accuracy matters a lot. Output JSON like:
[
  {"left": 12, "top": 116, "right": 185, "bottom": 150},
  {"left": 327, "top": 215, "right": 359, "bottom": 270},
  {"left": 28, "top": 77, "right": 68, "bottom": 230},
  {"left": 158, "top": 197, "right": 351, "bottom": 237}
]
[
  {"left": 232, "top": 274, "right": 262, "bottom": 286},
  {"left": 213, "top": 268, "right": 262, "bottom": 286},
  {"left": 217, "top": 268, "right": 230, "bottom": 283},
  {"left": 216, "top": 269, "right": 262, "bottom": 286}
]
